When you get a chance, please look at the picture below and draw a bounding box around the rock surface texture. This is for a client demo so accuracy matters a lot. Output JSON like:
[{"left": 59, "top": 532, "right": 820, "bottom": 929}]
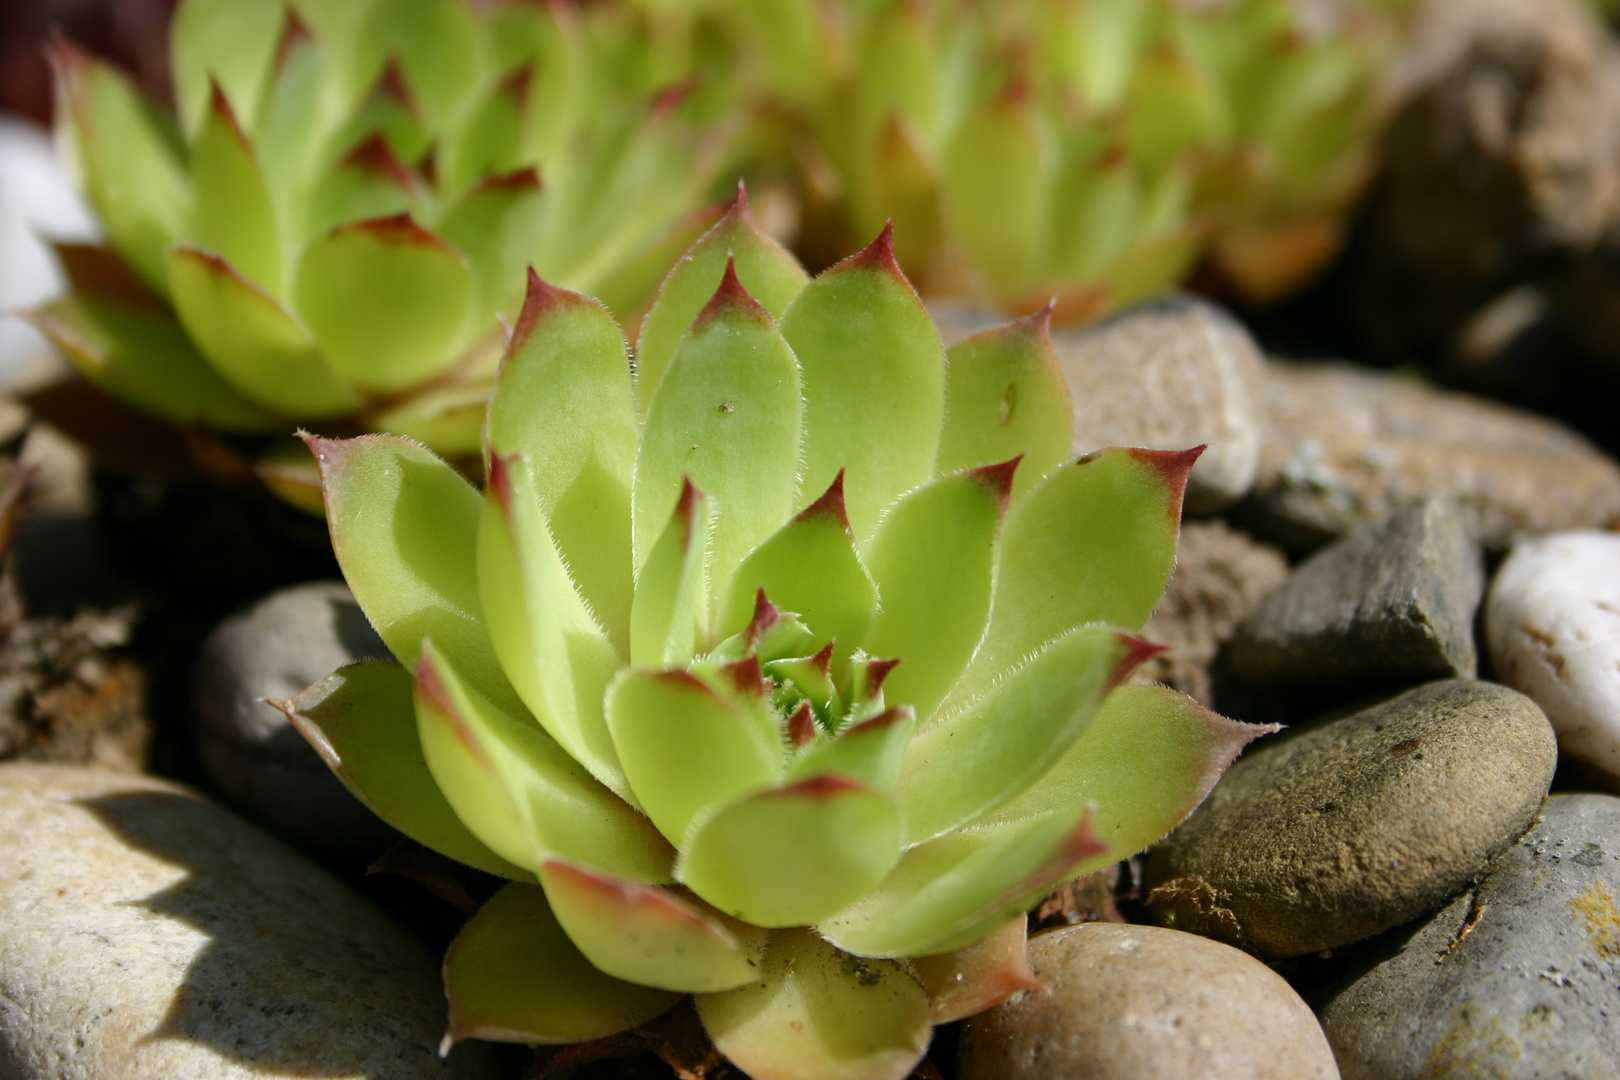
[
  {"left": 193, "top": 580, "right": 395, "bottom": 850},
  {"left": 958, "top": 922, "right": 1339, "bottom": 1080},
  {"left": 1145, "top": 680, "right": 1557, "bottom": 957},
  {"left": 1134, "top": 519, "right": 1290, "bottom": 705},
  {"left": 1323, "top": 794, "right": 1620, "bottom": 1080},
  {"left": 1240, "top": 361, "right": 1620, "bottom": 554},
  {"left": 1487, "top": 531, "right": 1620, "bottom": 778},
  {"left": 0, "top": 763, "right": 493, "bottom": 1080},
  {"left": 1226, "top": 496, "right": 1484, "bottom": 705},
  {"left": 1050, "top": 294, "right": 1265, "bottom": 514}
]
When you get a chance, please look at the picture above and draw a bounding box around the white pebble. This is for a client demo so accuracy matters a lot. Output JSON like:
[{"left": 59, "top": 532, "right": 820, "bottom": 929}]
[{"left": 1486, "top": 531, "right": 1620, "bottom": 774}]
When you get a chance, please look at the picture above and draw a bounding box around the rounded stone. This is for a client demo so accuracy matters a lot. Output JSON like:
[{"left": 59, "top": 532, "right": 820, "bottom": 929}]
[
  {"left": 0, "top": 763, "right": 495, "bottom": 1080},
  {"left": 1144, "top": 680, "right": 1557, "bottom": 957},
  {"left": 1486, "top": 531, "right": 1620, "bottom": 778},
  {"left": 958, "top": 922, "right": 1339, "bottom": 1080},
  {"left": 1323, "top": 794, "right": 1620, "bottom": 1079},
  {"left": 193, "top": 580, "right": 395, "bottom": 850}
]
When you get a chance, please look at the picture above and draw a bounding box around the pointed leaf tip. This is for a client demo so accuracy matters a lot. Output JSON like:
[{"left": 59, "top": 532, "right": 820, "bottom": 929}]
[
  {"left": 694, "top": 255, "right": 770, "bottom": 327},
  {"left": 787, "top": 701, "right": 816, "bottom": 747},
  {"left": 341, "top": 134, "right": 418, "bottom": 191},
  {"left": 860, "top": 658, "right": 900, "bottom": 701},
  {"left": 1109, "top": 633, "right": 1168, "bottom": 692},
  {"left": 1125, "top": 445, "right": 1204, "bottom": 519},
  {"left": 744, "top": 588, "right": 782, "bottom": 651},
  {"left": 274, "top": 8, "right": 314, "bottom": 70},
  {"left": 808, "top": 640, "right": 834, "bottom": 678},
  {"left": 841, "top": 220, "right": 908, "bottom": 283},
  {"left": 509, "top": 267, "right": 591, "bottom": 353},
  {"left": 719, "top": 655, "right": 769, "bottom": 700},
  {"left": 967, "top": 456, "right": 1022, "bottom": 520},
  {"left": 795, "top": 469, "right": 852, "bottom": 533}
]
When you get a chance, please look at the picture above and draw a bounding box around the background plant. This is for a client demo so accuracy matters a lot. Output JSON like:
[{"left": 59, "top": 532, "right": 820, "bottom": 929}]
[
  {"left": 277, "top": 196, "right": 1272, "bottom": 1079},
  {"left": 29, "top": 0, "right": 735, "bottom": 497}
]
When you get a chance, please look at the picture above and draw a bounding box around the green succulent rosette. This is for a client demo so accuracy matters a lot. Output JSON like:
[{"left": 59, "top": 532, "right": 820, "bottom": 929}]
[
  {"left": 618, "top": 0, "right": 1402, "bottom": 315},
  {"left": 30, "top": 0, "right": 733, "bottom": 483},
  {"left": 279, "top": 197, "right": 1271, "bottom": 1079}
]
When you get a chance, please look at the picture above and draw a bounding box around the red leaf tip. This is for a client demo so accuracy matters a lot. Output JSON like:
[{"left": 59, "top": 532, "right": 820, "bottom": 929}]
[
  {"left": 787, "top": 701, "right": 817, "bottom": 748},
  {"left": 1107, "top": 633, "right": 1168, "bottom": 691},
  {"left": 485, "top": 452, "right": 515, "bottom": 512},
  {"left": 509, "top": 267, "right": 588, "bottom": 353},
  {"left": 1126, "top": 445, "right": 1204, "bottom": 523},
  {"left": 858, "top": 657, "right": 901, "bottom": 702},
  {"left": 744, "top": 588, "right": 782, "bottom": 652},
  {"left": 695, "top": 255, "right": 771, "bottom": 328},
  {"left": 967, "top": 456, "right": 1022, "bottom": 520},
  {"left": 341, "top": 135, "right": 417, "bottom": 191},
  {"left": 780, "top": 775, "right": 864, "bottom": 800},
  {"left": 795, "top": 469, "right": 852, "bottom": 534},
  {"left": 720, "top": 655, "right": 769, "bottom": 700}
]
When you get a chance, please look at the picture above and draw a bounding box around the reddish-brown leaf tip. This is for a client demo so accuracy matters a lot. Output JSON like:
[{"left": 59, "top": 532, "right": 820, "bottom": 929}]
[
  {"left": 414, "top": 648, "right": 493, "bottom": 768},
  {"left": 859, "top": 657, "right": 901, "bottom": 701},
  {"left": 373, "top": 57, "right": 419, "bottom": 113},
  {"left": 1107, "top": 633, "right": 1168, "bottom": 692},
  {"left": 1062, "top": 806, "right": 1108, "bottom": 864},
  {"left": 808, "top": 640, "right": 835, "bottom": 679},
  {"left": 341, "top": 134, "right": 419, "bottom": 191},
  {"left": 485, "top": 452, "right": 515, "bottom": 513},
  {"left": 507, "top": 266, "right": 588, "bottom": 355},
  {"left": 845, "top": 705, "right": 910, "bottom": 737},
  {"left": 778, "top": 775, "right": 865, "bottom": 800},
  {"left": 795, "top": 469, "right": 852, "bottom": 534},
  {"left": 967, "top": 456, "right": 1022, "bottom": 521},
  {"left": 743, "top": 588, "right": 782, "bottom": 652},
  {"left": 786, "top": 701, "right": 817, "bottom": 748},
  {"left": 500, "top": 63, "right": 534, "bottom": 104},
  {"left": 345, "top": 212, "right": 456, "bottom": 258},
  {"left": 274, "top": 8, "right": 314, "bottom": 71},
  {"left": 1127, "top": 444, "right": 1204, "bottom": 522},
  {"left": 719, "top": 655, "right": 769, "bottom": 701},
  {"left": 694, "top": 255, "right": 772, "bottom": 329}
]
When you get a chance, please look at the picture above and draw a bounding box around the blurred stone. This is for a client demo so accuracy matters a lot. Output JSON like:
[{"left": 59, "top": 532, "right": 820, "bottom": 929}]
[
  {"left": 0, "top": 763, "right": 496, "bottom": 1080},
  {"left": 959, "top": 923, "right": 1339, "bottom": 1080},
  {"left": 1134, "top": 519, "right": 1290, "bottom": 705},
  {"left": 1237, "top": 360, "right": 1620, "bottom": 554},
  {"left": 1226, "top": 496, "right": 1484, "bottom": 708},
  {"left": 194, "top": 580, "right": 396, "bottom": 853},
  {"left": 1145, "top": 680, "right": 1557, "bottom": 958},
  {"left": 1323, "top": 794, "right": 1620, "bottom": 1079},
  {"left": 1486, "top": 530, "right": 1620, "bottom": 777}
]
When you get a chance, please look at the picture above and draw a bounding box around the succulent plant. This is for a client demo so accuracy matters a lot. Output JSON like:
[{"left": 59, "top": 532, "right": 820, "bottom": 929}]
[
  {"left": 29, "top": 0, "right": 733, "bottom": 490},
  {"left": 617, "top": 0, "right": 1403, "bottom": 315},
  {"left": 276, "top": 195, "right": 1270, "bottom": 1078}
]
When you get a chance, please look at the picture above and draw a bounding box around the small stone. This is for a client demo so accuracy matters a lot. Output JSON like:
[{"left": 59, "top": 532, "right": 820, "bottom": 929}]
[
  {"left": 1144, "top": 680, "right": 1557, "bottom": 958},
  {"left": 1239, "top": 361, "right": 1620, "bottom": 554},
  {"left": 1051, "top": 294, "right": 1265, "bottom": 514},
  {"left": 1225, "top": 496, "right": 1484, "bottom": 707},
  {"left": 193, "top": 580, "right": 395, "bottom": 852},
  {"left": 1486, "top": 531, "right": 1620, "bottom": 778},
  {"left": 0, "top": 763, "right": 495, "bottom": 1080},
  {"left": 958, "top": 922, "right": 1339, "bottom": 1080},
  {"left": 1133, "top": 519, "right": 1290, "bottom": 705},
  {"left": 1322, "top": 794, "right": 1620, "bottom": 1079}
]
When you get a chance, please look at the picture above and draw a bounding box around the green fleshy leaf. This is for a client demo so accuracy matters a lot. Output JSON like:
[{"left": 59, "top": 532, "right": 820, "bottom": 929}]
[
  {"left": 26, "top": 293, "right": 281, "bottom": 432},
  {"left": 946, "top": 446, "right": 1196, "bottom": 711},
  {"left": 855, "top": 115, "right": 943, "bottom": 273},
  {"left": 190, "top": 82, "right": 283, "bottom": 293},
  {"left": 539, "top": 859, "right": 766, "bottom": 993},
  {"left": 366, "top": 375, "right": 493, "bottom": 456},
  {"left": 351, "top": 0, "right": 487, "bottom": 130},
  {"left": 634, "top": 262, "right": 802, "bottom": 611},
  {"left": 305, "top": 433, "right": 522, "bottom": 716},
  {"left": 437, "top": 68, "right": 529, "bottom": 197},
  {"left": 779, "top": 225, "right": 945, "bottom": 546},
  {"left": 1125, "top": 46, "right": 1229, "bottom": 176},
  {"left": 415, "top": 642, "right": 672, "bottom": 882},
  {"left": 484, "top": 275, "right": 637, "bottom": 652},
  {"left": 863, "top": 463, "right": 1014, "bottom": 724},
  {"left": 634, "top": 187, "right": 810, "bottom": 415},
  {"left": 975, "top": 684, "right": 1275, "bottom": 861},
  {"left": 588, "top": 204, "right": 723, "bottom": 328},
  {"left": 605, "top": 668, "right": 781, "bottom": 846},
  {"left": 169, "top": 0, "right": 284, "bottom": 138},
  {"left": 629, "top": 481, "right": 713, "bottom": 670},
  {"left": 818, "top": 809, "right": 1104, "bottom": 960},
  {"left": 896, "top": 626, "right": 1143, "bottom": 847},
  {"left": 166, "top": 247, "right": 362, "bottom": 418},
  {"left": 717, "top": 471, "right": 878, "bottom": 659},
  {"left": 273, "top": 660, "right": 531, "bottom": 881},
  {"left": 787, "top": 706, "right": 915, "bottom": 792},
  {"left": 444, "top": 883, "right": 681, "bottom": 1047},
  {"left": 695, "top": 928, "right": 931, "bottom": 1080},
  {"left": 299, "top": 136, "right": 422, "bottom": 240},
  {"left": 941, "top": 97, "right": 1047, "bottom": 298},
  {"left": 478, "top": 455, "right": 629, "bottom": 799},
  {"left": 435, "top": 169, "right": 546, "bottom": 321},
  {"left": 53, "top": 44, "right": 190, "bottom": 294},
  {"left": 936, "top": 311, "right": 1073, "bottom": 502},
  {"left": 911, "top": 918, "right": 1037, "bottom": 1024},
  {"left": 677, "top": 777, "right": 901, "bottom": 928},
  {"left": 252, "top": 15, "right": 332, "bottom": 202},
  {"left": 292, "top": 214, "right": 472, "bottom": 393}
]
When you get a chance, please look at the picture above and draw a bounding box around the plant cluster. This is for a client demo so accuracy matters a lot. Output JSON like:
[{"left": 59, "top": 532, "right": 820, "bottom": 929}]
[
  {"left": 278, "top": 194, "right": 1271, "bottom": 1079},
  {"left": 31, "top": 0, "right": 733, "bottom": 488}
]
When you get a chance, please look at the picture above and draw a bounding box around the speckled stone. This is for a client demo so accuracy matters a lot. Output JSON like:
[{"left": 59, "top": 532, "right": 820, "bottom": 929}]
[
  {"left": 1237, "top": 361, "right": 1620, "bottom": 554},
  {"left": 958, "top": 923, "right": 1339, "bottom": 1080},
  {"left": 0, "top": 763, "right": 495, "bottom": 1080},
  {"left": 1487, "top": 531, "right": 1620, "bottom": 778},
  {"left": 1144, "top": 680, "right": 1557, "bottom": 958},
  {"left": 1323, "top": 794, "right": 1620, "bottom": 1080}
]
